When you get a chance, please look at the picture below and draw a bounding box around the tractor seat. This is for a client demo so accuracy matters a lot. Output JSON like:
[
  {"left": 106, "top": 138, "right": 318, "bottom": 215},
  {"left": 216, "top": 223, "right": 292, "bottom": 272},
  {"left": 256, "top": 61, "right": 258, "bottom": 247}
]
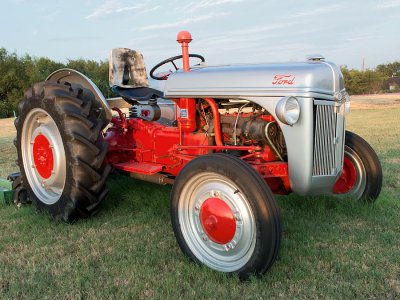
[
  {"left": 112, "top": 86, "right": 163, "bottom": 102},
  {"left": 109, "top": 48, "right": 163, "bottom": 103}
]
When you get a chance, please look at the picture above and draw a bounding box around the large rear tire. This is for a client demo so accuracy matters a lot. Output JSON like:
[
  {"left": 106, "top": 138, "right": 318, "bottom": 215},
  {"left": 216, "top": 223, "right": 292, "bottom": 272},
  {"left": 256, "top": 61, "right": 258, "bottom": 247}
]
[
  {"left": 333, "top": 130, "right": 382, "bottom": 202},
  {"left": 15, "top": 81, "right": 111, "bottom": 221},
  {"left": 170, "top": 153, "right": 281, "bottom": 280}
]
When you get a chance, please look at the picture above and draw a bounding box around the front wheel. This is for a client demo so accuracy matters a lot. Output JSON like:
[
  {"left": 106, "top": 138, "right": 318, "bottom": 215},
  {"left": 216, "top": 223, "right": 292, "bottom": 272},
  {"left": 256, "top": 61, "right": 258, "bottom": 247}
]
[
  {"left": 333, "top": 131, "right": 382, "bottom": 202},
  {"left": 170, "top": 153, "right": 281, "bottom": 280}
]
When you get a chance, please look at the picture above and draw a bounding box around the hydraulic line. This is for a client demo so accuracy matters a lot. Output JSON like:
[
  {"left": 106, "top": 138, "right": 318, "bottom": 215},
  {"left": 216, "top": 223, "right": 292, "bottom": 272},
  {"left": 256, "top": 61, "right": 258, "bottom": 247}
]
[
  {"left": 203, "top": 98, "right": 223, "bottom": 146},
  {"left": 234, "top": 102, "right": 249, "bottom": 145}
]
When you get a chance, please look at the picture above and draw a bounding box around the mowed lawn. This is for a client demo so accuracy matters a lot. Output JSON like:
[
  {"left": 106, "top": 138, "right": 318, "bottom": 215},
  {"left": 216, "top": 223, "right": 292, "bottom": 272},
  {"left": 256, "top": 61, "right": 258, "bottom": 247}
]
[{"left": 0, "top": 96, "right": 399, "bottom": 299}]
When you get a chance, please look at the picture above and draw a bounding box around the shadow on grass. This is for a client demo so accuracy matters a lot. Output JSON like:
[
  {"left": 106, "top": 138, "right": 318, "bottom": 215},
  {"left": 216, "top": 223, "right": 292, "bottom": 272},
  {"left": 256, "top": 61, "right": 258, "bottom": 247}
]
[
  {"left": 11, "top": 172, "right": 396, "bottom": 233},
  {"left": 277, "top": 194, "right": 375, "bottom": 217},
  {"left": 100, "top": 172, "right": 398, "bottom": 235},
  {"left": 105, "top": 174, "right": 377, "bottom": 218},
  {"left": 98, "top": 173, "right": 171, "bottom": 221}
]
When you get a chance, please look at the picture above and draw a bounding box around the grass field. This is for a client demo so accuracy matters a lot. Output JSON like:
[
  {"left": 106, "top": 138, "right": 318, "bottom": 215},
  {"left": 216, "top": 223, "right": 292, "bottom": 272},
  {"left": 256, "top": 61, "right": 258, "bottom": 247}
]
[{"left": 0, "top": 95, "right": 399, "bottom": 299}]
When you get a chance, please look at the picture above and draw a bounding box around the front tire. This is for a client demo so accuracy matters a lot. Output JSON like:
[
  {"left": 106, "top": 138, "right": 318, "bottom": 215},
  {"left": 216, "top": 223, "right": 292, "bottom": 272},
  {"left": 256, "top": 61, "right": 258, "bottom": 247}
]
[
  {"left": 170, "top": 153, "right": 281, "bottom": 280},
  {"left": 15, "top": 82, "right": 111, "bottom": 221},
  {"left": 333, "top": 131, "right": 382, "bottom": 202}
]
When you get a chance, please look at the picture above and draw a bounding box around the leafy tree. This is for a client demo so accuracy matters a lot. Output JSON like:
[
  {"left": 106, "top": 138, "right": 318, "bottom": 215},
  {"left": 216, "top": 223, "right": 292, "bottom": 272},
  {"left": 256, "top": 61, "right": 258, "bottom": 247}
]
[
  {"left": 0, "top": 50, "right": 113, "bottom": 118},
  {"left": 341, "top": 66, "right": 386, "bottom": 95},
  {"left": 0, "top": 49, "right": 38, "bottom": 117},
  {"left": 376, "top": 61, "right": 400, "bottom": 77},
  {"left": 66, "top": 59, "right": 112, "bottom": 98}
]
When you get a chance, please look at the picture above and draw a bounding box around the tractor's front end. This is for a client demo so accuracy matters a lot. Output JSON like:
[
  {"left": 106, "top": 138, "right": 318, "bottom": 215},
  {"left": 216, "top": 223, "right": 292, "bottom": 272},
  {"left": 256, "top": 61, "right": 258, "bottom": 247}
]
[{"left": 162, "top": 59, "right": 351, "bottom": 196}]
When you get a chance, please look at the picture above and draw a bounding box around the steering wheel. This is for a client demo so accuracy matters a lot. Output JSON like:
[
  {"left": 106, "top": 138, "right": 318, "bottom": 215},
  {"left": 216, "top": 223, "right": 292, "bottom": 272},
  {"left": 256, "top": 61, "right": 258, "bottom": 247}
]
[{"left": 150, "top": 54, "right": 205, "bottom": 80}]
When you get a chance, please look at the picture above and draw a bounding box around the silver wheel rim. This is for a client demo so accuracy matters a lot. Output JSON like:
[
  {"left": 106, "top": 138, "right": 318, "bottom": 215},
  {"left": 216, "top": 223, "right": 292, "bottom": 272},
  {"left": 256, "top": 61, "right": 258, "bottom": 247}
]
[
  {"left": 21, "top": 108, "right": 66, "bottom": 205},
  {"left": 337, "top": 146, "right": 367, "bottom": 199},
  {"left": 178, "top": 172, "right": 256, "bottom": 272}
]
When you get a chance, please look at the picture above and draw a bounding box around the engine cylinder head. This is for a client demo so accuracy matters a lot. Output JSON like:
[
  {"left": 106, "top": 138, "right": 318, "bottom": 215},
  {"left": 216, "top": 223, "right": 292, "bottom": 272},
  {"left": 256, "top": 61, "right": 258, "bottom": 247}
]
[{"left": 241, "top": 119, "right": 270, "bottom": 142}]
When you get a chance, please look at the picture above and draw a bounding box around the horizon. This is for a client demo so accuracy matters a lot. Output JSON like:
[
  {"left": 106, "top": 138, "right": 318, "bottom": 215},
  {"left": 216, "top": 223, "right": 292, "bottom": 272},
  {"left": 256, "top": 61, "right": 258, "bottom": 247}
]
[{"left": 1, "top": 0, "right": 400, "bottom": 71}]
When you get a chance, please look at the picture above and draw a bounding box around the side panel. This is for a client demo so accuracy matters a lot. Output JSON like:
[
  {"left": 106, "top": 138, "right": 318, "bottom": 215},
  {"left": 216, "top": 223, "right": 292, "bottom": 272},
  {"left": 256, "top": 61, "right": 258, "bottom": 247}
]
[
  {"left": 241, "top": 96, "right": 344, "bottom": 195},
  {"left": 244, "top": 96, "right": 314, "bottom": 195}
]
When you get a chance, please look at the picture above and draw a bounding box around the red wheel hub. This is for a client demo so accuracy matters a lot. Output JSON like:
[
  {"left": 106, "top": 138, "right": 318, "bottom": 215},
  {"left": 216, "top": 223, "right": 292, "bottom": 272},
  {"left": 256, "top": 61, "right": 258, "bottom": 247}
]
[
  {"left": 333, "top": 156, "right": 357, "bottom": 194},
  {"left": 199, "top": 197, "right": 236, "bottom": 244},
  {"left": 33, "top": 134, "right": 54, "bottom": 179}
]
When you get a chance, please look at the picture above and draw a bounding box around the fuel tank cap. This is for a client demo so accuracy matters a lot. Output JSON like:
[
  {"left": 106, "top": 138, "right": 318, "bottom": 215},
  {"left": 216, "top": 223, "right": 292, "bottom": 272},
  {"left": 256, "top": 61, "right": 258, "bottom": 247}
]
[{"left": 307, "top": 54, "right": 325, "bottom": 61}]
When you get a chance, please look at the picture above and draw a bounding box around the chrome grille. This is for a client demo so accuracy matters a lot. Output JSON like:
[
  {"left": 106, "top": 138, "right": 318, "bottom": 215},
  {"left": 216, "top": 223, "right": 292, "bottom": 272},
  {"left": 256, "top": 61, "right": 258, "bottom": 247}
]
[{"left": 313, "top": 104, "right": 337, "bottom": 176}]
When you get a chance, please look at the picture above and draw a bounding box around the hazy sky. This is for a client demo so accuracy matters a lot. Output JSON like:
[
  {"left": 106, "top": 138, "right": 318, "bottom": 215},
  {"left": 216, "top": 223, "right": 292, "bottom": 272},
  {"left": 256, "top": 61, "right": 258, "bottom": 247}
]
[{"left": 1, "top": 0, "right": 399, "bottom": 70}]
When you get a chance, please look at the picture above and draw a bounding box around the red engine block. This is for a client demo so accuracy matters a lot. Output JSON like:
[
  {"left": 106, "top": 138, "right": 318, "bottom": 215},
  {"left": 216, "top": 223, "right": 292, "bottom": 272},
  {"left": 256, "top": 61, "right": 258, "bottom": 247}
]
[
  {"left": 105, "top": 107, "right": 290, "bottom": 194},
  {"left": 105, "top": 116, "right": 211, "bottom": 176}
]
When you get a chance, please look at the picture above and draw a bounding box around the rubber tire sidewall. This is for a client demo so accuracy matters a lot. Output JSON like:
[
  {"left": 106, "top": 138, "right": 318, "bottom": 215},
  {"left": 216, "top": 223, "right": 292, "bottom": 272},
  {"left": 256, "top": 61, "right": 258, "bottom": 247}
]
[{"left": 342, "top": 130, "right": 383, "bottom": 202}]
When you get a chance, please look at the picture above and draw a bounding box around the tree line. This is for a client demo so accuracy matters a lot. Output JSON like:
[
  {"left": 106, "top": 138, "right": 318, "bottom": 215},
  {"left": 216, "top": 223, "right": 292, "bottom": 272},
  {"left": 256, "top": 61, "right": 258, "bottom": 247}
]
[
  {"left": 341, "top": 62, "right": 400, "bottom": 95},
  {"left": 0, "top": 48, "right": 111, "bottom": 118},
  {"left": 0, "top": 47, "right": 399, "bottom": 118}
]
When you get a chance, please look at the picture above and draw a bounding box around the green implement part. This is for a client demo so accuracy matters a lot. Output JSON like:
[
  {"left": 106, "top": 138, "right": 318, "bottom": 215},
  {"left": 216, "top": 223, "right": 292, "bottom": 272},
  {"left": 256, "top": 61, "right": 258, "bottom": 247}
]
[{"left": 0, "top": 178, "right": 13, "bottom": 204}]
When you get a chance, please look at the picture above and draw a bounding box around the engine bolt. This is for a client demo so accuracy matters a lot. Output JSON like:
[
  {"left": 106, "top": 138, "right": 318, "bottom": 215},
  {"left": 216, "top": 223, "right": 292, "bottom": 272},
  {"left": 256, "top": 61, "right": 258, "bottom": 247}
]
[
  {"left": 213, "top": 191, "right": 220, "bottom": 198},
  {"left": 234, "top": 213, "right": 241, "bottom": 221},
  {"left": 226, "top": 243, "right": 235, "bottom": 251}
]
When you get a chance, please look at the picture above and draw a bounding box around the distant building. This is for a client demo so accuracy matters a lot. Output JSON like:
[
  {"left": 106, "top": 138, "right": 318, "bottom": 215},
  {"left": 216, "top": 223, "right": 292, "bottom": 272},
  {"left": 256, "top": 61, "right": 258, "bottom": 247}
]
[{"left": 387, "top": 76, "right": 400, "bottom": 91}]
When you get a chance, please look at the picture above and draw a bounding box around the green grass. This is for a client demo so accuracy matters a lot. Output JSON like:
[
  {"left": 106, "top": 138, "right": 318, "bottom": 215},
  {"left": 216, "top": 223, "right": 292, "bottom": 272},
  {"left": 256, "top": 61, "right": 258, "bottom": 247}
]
[
  {"left": 0, "top": 108, "right": 399, "bottom": 299},
  {"left": 0, "top": 136, "right": 17, "bottom": 178}
]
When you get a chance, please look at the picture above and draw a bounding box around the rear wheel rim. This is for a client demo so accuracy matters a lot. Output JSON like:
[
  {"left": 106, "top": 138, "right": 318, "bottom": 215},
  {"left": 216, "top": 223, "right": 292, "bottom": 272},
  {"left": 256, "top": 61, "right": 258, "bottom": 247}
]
[
  {"left": 21, "top": 108, "right": 66, "bottom": 205},
  {"left": 333, "top": 146, "right": 366, "bottom": 199},
  {"left": 178, "top": 172, "right": 256, "bottom": 272}
]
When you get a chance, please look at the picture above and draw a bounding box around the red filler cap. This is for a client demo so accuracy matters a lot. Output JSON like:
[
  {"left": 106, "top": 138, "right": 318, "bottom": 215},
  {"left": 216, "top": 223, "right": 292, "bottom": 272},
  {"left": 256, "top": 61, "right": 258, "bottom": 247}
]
[{"left": 177, "top": 31, "right": 192, "bottom": 44}]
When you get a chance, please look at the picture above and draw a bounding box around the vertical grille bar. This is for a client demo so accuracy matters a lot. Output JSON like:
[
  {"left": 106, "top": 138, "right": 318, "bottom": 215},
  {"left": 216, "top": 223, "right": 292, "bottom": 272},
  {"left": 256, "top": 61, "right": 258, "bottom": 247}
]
[{"left": 313, "top": 104, "right": 337, "bottom": 176}]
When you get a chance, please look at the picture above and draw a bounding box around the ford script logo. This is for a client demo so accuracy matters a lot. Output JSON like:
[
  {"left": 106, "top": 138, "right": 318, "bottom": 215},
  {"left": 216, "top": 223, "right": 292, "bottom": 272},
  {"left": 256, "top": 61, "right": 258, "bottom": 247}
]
[{"left": 272, "top": 75, "right": 295, "bottom": 85}]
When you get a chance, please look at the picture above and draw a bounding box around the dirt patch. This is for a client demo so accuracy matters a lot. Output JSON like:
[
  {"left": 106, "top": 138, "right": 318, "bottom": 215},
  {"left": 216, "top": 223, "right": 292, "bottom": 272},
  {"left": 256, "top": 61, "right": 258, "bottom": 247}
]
[
  {"left": 350, "top": 93, "right": 400, "bottom": 109},
  {"left": 385, "top": 158, "right": 400, "bottom": 165},
  {"left": 0, "top": 118, "right": 16, "bottom": 138}
]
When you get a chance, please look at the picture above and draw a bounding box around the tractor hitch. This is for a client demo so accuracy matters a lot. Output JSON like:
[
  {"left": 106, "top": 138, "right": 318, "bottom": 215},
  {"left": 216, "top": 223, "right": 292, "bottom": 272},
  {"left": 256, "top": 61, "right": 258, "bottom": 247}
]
[
  {"left": 0, "top": 176, "right": 13, "bottom": 204},
  {"left": 0, "top": 172, "right": 30, "bottom": 206}
]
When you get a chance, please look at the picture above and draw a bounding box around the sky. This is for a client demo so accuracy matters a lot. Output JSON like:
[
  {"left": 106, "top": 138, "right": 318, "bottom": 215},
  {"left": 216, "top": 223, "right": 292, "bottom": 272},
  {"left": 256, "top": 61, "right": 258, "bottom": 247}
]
[{"left": 1, "top": 0, "right": 400, "bottom": 70}]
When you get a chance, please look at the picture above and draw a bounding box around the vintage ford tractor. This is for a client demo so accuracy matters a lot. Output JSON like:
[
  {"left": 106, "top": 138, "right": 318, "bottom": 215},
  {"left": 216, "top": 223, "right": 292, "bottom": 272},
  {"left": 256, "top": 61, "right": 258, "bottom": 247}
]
[{"left": 14, "top": 31, "right": 382, "bottom": 279}]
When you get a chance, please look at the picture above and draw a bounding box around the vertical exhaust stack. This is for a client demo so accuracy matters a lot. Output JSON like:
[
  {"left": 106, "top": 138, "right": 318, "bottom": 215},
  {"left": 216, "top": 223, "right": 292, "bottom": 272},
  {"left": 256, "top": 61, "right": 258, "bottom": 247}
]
[
  {"left": 176, "top": 31, "right": 196, "bottom": 133},
  {"left": 177, "top": 30, "right": 192, "bottom": 72}
]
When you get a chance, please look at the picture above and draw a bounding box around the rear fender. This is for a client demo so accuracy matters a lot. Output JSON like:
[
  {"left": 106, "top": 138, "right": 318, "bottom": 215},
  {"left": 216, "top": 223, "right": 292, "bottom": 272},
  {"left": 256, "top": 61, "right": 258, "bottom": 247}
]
[{"left": 46, "top": 68, "right": 112, "bottom": 126}]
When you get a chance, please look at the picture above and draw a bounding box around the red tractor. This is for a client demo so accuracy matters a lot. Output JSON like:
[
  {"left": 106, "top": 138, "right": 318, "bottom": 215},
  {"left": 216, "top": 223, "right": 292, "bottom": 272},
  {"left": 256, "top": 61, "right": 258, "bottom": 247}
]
[{"left": 14, "top": 31, "right": 382, "bottom": 279}]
